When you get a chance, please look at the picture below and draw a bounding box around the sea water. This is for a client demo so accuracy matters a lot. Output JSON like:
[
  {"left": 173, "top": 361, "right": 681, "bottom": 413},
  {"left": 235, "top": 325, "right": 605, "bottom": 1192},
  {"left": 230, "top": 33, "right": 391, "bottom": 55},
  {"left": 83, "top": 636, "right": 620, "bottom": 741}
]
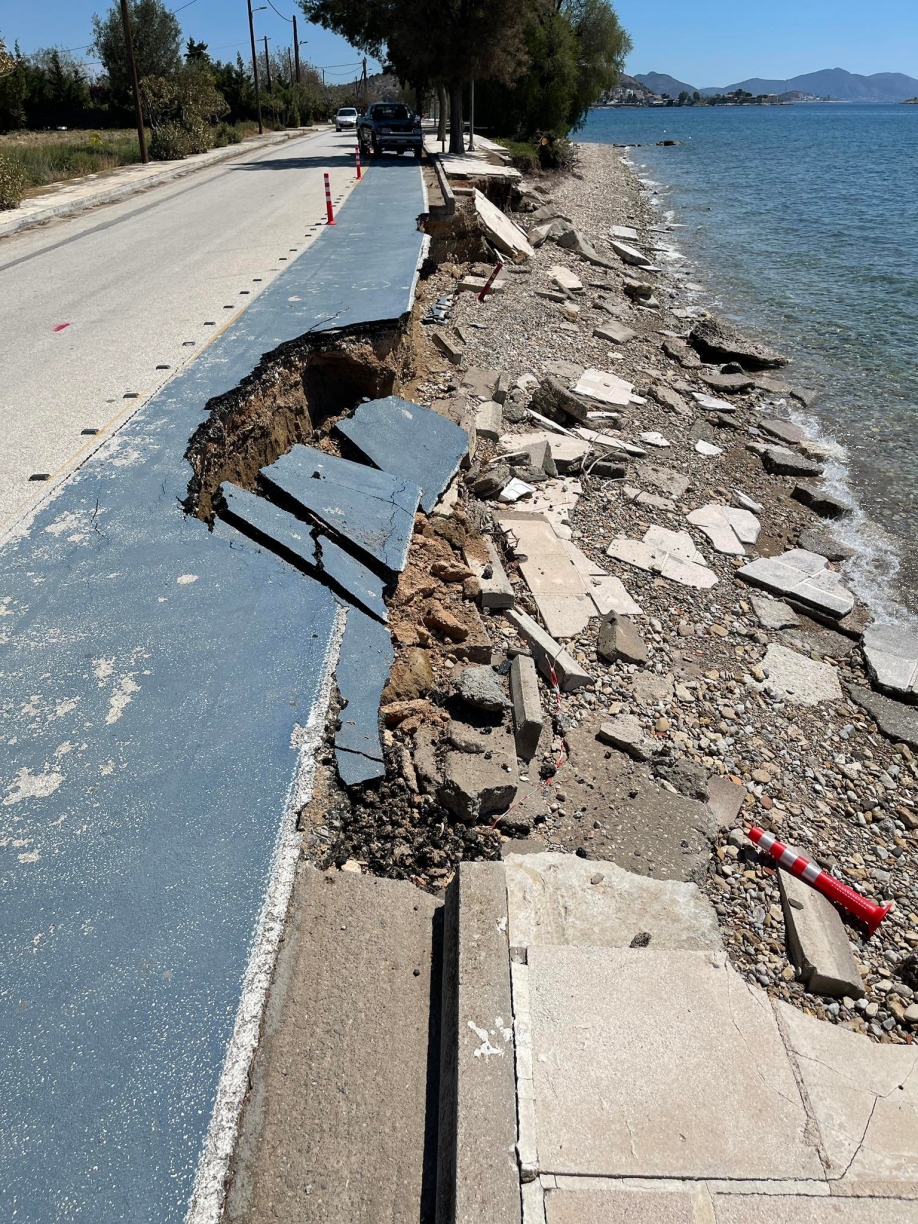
[{"left": 580, "top": 103, "right": 918, "bottom": 622}]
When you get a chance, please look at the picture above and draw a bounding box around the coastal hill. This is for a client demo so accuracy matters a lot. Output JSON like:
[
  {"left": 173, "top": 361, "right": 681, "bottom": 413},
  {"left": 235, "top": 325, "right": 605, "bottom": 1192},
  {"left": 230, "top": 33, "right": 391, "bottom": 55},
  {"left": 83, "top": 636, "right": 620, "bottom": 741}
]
[{"left": 635, "top": 67, "right": 918, "bottom": 103}]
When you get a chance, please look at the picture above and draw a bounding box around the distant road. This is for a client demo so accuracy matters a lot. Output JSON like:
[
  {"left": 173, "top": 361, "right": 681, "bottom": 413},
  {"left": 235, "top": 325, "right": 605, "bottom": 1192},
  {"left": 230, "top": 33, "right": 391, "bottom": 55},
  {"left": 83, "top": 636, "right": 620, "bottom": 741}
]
[{"left": 0, "top": 127, "right": 358, "bottom": 531}]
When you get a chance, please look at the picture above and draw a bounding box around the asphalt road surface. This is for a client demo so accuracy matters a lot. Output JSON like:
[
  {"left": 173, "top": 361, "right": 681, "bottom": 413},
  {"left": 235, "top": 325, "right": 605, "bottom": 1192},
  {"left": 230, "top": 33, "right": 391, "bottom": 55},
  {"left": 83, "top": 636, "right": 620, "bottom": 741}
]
[{"left": 0, "top": 126, "right": 361, "bottom": 533}]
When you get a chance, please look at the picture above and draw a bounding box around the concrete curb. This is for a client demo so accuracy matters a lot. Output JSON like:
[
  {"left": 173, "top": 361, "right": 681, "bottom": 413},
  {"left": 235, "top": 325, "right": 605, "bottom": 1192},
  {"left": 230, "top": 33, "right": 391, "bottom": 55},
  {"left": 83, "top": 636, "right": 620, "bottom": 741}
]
[
  {"left": 0, "top": 128, "right": 323, "bottom": 240},
  {"left": 437, "top": 862, "right": 521, "bottom": 1224}
]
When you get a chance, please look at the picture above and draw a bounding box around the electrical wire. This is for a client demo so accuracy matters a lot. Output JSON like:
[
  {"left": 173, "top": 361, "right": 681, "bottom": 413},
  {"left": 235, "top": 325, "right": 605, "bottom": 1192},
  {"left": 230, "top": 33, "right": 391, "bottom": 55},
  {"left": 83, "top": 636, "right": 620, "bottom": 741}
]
[{"left": 264, "top": 0, "right": 294, "bottom": 21}]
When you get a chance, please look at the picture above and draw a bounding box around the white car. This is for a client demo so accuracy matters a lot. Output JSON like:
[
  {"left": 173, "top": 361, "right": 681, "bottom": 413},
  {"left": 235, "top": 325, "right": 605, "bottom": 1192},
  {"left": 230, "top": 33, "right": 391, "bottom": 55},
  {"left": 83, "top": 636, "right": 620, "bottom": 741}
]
[{"left": 335, "top": 107, "right": 358, "bottom": 132}]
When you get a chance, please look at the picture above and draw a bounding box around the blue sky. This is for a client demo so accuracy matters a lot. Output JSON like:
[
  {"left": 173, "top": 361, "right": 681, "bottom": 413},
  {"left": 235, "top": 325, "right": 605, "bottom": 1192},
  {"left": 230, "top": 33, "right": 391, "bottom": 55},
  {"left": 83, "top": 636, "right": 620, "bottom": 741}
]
[
  {"left": 615, "top": 0, "right": 918, "bottom": 86},
  {"left": 2, "top": 1, "right": 916, "bottom": 87},
  {"left": 1, "top": 0, "right": 381, "bottom": 80}
]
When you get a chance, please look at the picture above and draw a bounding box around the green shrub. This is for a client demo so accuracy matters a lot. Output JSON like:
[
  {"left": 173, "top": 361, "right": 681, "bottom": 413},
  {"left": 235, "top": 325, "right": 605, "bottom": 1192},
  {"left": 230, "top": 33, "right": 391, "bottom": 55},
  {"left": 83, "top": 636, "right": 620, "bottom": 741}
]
[
  {"left": 212, "top": 121, "right": 242, "bottom": 147},
  {"left": 0, "top": 153, "right": 27, "bottom": 209},
  {"left": 537, "top": 134, "right": 573, "bottom": 171},
  {"left": 148, "top": 121, "right": 189, "bottom": 160}
]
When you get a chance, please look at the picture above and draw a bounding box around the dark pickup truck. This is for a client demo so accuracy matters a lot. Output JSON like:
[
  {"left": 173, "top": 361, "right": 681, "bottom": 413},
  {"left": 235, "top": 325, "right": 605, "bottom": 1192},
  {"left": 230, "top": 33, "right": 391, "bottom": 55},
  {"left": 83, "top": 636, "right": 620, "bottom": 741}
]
[{"left": 356, "top": 102, "right": 423, "bottom": 159}]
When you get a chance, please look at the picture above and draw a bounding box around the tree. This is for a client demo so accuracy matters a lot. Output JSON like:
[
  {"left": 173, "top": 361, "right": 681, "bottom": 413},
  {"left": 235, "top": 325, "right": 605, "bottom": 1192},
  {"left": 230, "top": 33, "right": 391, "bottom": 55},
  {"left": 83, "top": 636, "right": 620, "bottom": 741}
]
[
  {"left": 560, "top": 0, "right": 630, "bottom": 130},
  {"left": 185, "top": 39, "right": 210, "bottom": 64},
  {"left": 0, "top": 38, "right": 27, "bottom": 130},
  {"left": 301, "top": 0, "right": 543, "bottom": 153},
  {"left": 91, "top": 0, "right": 182, "bottom": 102}
]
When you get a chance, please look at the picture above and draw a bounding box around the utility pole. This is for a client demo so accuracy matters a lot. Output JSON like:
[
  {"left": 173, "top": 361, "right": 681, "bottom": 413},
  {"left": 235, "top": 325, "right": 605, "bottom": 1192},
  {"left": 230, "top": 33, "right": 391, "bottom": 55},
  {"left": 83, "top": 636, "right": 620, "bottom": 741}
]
[
  {"left": 362, "top": 56, "right": 367, "bottom": 109},
  {"left": 469, "top": 79, "right": 475, "bottom": 151},
  {"left": 119, "top": 0, "right": 148, "bottom": 163},
  {"left": 246, "top": 0, "right": 263, "bottom": 134},
  {"left": 263, "top": 36, "right": 272, "bottom": 93},
  {"left": 292, "top": 13, "right": 301, "bottom": 84}
]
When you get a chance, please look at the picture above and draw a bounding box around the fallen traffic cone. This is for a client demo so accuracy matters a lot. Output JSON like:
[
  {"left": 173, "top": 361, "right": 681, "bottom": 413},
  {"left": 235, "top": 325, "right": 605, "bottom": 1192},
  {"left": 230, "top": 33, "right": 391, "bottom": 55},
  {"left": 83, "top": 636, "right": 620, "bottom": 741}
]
[
  {"left": 477, "top": 259, "right": 505, "bottom": 303},
  {"left": 324, "top": 172, "right": 336, "bottom": 225},
  {"left": 749, "top": 827, "right": 892, "bottom": 937},
  {"left": 355, "top": 146, "right": 362, "bottom": 180}
]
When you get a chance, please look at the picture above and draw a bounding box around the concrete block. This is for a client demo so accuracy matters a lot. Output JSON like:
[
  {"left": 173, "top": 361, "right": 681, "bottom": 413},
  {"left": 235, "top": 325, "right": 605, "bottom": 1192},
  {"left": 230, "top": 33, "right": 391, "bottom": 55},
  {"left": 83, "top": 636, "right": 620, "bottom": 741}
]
[
  {"left": 437, "top": 863, "right": 521, "bottom": 1224},
  {"left": 759, "top": 643, "right": 843, "bottom": 705},
  {"left": 524, "top": 947, "right": 821, "bottom": 1180},
  {"left": 475, "top": 400, "right": 504, "bottom": 442},
  {"left": 778, "top": 868, "right": 865, "bottom": 999},
  {"left": 777, "top": 1000, "right": 918, "bottom": 1197},
  {"left": 465, "top": 540, "right": 514, "bottom": 610},
  {"left": 593, "top": 321, "right": 637, "bottom": 345},
  {"left": 504, "top": 853, "right": 722, "bottom": 954},
  {"left": 548, "top": 265, "right": 583, "bottom": 292},
  {"left": 511, "top": 654, "right": 544, "bottom": 761},
  {"left": 439, "top": 726, "right": 519, "bottom": 823},
  {"left": 504, "top": 608, "right": 593, "bottom": 692},
  {"left": 433, "top": 331, "right": 464, "bottom": 364},
  {"left": 474, "top": 188, "right": 534, "bottom": 261}
]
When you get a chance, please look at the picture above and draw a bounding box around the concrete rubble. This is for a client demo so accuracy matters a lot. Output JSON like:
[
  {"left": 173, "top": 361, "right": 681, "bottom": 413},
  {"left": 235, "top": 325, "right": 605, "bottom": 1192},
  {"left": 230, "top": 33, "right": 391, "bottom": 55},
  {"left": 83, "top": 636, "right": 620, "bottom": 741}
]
[
  {"left": 737, "top": 549, "right": 855, "bottom": 619},
  {"left": 779, "top": 866, "right": 866, "bottom": 998},
  {"left": 687, "top": 503, "right": 761, "bottom": 556},
  {"left": 607, "top": 525, "right": 719, "bottom": 589}
]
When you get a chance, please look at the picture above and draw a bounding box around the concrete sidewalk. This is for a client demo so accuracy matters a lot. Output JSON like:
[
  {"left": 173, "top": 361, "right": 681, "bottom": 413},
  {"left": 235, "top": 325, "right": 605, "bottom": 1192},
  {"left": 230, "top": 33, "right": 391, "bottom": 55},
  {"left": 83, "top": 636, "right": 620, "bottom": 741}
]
[
  {"left": 448, "top": 853, "right": 918, "bottom": 1222},
  {"left": 0, "top": 127, "right": 320, "bottom": 240}
]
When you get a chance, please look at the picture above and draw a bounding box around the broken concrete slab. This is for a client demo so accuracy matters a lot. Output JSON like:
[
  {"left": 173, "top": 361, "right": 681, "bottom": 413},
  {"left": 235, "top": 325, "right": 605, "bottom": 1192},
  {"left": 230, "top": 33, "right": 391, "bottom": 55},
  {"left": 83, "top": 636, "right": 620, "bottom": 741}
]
[
  {"left": 501, "top": 437, "right": 557, "bottom": 477},
  {"left": 530, "top": 374, "right": 592, "bottom": 425},
  {"left": 504, "top": 852, "right": 722, "bottom": 952},
  {"left": 461, "top": 366, "right": 500, "bottom": 400},
  {"left": 649, "top": 384, "right": 691, "bottom": 416},
  {"left": 692, "top": 391, "right": 738, "bottom": 414},
  {"left": 706, "top": 775, "right": 746, "bottom": 829},
  {"left": 262, "top": 444, "right": 419, "bottom": 574},
  {"left": 636, "top": 463, "right": 691, "bottom": 498},
  {"left": 515, "top": 477, "right": 583, "bottom": 540},
  {"left": 759, "top": 643, "right": 843, "bottom": 705},
  {"left": 737, "top": 550, "right": 855, "bottom": 620},
  {"left": 562, "top": 541, "right": 643, "bottom": 618},
  {"left": 848, "top": 685, "right": 918, "bottom": 751},
  {"left": 607, "top": 526, "right": 718, "bottom": 590},
  {"left": 573, "top": 367, "right": 634, "bottom": 408},
  {"left": 439, "top": 725, "right": 519, "bottom": 822},
  {"left": 687, "top": 504, "right": 761, "bottom": 556},
  {"left": 862, "top": 624, "right": 918, "bottom": 700},
  {"left": 751, "top": 596, "right": 801, "bottom": 631},
  {"left": 610, "top": 224, "right": 640, "bottom": 243},
  {"left": 610, "top": 238, "right": 653, "bottom": 267},
  {"left": 797, "top": 527, "right": 855, "bottom": 561},
  {"left": 474, "top": 400, "right": 503, "bottom": 442},
  {"left": 453, "top": 665, "right": 510, "bottom": 713},
  {"left": 793, "top": 481, "right": 852, "bottom": 520},
  {"left": 782, "top": 624, "right": 856, "bottom": 661},
  {"left": 760, "top": 447, "right": 824, "bottom": 478},
  {"left": 597, "top": 614, "right": 647, "bottom": 665},
  {"left": 432, "top": 331, "right": 464, "bottom": 365},
  {"left": 464, "top": 539, "right": 514, "bottom": 610},
  {"left": 510, "top": 654, "right": 543, "bottom": 761},
  {"left": 597, "top": 715, "right": 655, "bottom": 761},
  {"left": 473, "top": 188, "right": 533, "bottom": 261},
  {"left": 593, "top": 321, "right": 637, "bottom": 345},
  {"left": 504, "top": 608, "right": 593, "bottom": 692},
  {"left": 776, "top": 999, "right": 918, "bottom": 1196},
  {"left": 761, "top": 418, "right": 808, "bottom": 446},
  {"left": 779, "top": 868, "right": 865, "bottom": 999},
  {"left": 695, "top": 439, "right": 724, "bottom": 457},
  {"left": 457, "top": 273, "right": 507, "bottom": 293},
  {"left": 556, "top": 226, "right": 615, "bottom": 268},
  {"left": 526, "top": 947, "right": 821, "bottom": 1179},
  {"left": 733, "top": 489, "right": 763, "bottom": 513},
  {"left": 497, "top": 513, "right": 594, "bottom": 639},
  {"left": 700, "top": 371, "right": 756, "bottom": 394},
  {"left": 335, "top": 608, "right": 394, "bottom": 785},
  {"left": 689, "top": 316, "right": 789, "bottom": 369},
  {"left": 548, "top": 265, "right": 583, "bottom": 293}
]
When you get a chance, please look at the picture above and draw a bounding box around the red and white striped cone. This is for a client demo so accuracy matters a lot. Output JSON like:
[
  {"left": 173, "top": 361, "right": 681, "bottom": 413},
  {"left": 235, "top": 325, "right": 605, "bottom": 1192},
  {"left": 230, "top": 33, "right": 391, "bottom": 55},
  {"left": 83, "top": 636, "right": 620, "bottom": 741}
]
[
  {"left": 324, "top": 172, "right": 336, "bottom": 226},
  {"left": 749, "top": 827, "right": 892, "bottom": 937},
  {"left": 477, "top": 259, "right": 505, "bottom": 303},
  {"left": 355, "top": 145, "right": 362, "bottom": 180}
]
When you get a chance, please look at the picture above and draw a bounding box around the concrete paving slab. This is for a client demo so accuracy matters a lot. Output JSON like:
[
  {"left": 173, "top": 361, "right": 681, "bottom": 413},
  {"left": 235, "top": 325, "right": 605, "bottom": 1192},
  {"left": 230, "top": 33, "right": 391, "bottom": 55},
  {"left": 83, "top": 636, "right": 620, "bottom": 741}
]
[
  {"left": 848, "top": 685, "right": 918, "bottom": 751},
  {"left": 737, "top": 550, "right": 855, "bottom": 619},
  {"left": 545, "top": 1185, "right": 698, "bottom": 1224},
  {"left": 465, "top": 539, "right": 515, "bottom": 609},
  {"left": 607, "top": 528, "right": 717, "bottom": 590},
  {"left": 549, "top": 265, "right": 584, "bottom": 293},
  {"left": 862, "top": 624, "right": 918, "bottom": 699},
  {"left": 336, "top": 395, "right": 468, "bottom": 514},
  {"left": 511, "top": 654, "right": 544, "bottom": 760},
  {"left": 224, "top": 866, "right": 442, "bottom": 1224},
  {"left": 505, "top": 608, "right": 593, "bottom": 692},
  {"left": 504, "top": 853, "right": 722, "bottom": 953},
  {"left": 687, "top": 504, "right": 761, "bottom": 555},
  {"left": 759, "top": 643, "right": 843, "bottom": 705},
  {"left": 777, "top": 1000, "right": 918, "bottom": 1197},
  {"left": 524, "top": 947, "right": 821, "bottom": 1180},
  {"left": 260, "top": 444, "right": 420, "bottom": 575},
  {"left": 498, "top": 514, "right": 593, "bottom": 638},
  {"left": 474, "top": 188, "right": 534, "bottom": 260},
  {"left": 574, "top": 368, "right": 635, "bottom": 407},
  {"left": 334, "top": 607, "right": 393, "bottom": 785},
  {"left": 713, "top": 1198, "right": 918, "bottom": 1223}
]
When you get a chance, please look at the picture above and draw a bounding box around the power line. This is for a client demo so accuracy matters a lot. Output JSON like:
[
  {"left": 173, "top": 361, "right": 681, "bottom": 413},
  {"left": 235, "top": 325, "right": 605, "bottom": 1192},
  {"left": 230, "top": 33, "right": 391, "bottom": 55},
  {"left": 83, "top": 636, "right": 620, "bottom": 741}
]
[
  {"left": 172, "top": 0, "right": 199, "bottom": 12},
  {"left": 264, "top": 0, "right": 293, "bottom": 21}
]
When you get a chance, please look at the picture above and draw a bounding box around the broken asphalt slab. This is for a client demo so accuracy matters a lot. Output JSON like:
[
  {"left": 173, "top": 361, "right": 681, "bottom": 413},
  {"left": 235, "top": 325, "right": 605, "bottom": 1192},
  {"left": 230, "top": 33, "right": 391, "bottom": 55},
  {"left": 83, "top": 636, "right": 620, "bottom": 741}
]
[
  {"left": 260, "top": 445, "right": 420, "bottom": 575},
  {"left": 0, "top": 158, "right": 427, "bottom": 1220},
  {"left": 219, "top": 482, "right": 389, "bottom": 622},
  {"left": 336, "top": 395, "right": 468, "bottom": 514},
  {"left": 334, "top": 608, "right": 393, "bottom": 785}
]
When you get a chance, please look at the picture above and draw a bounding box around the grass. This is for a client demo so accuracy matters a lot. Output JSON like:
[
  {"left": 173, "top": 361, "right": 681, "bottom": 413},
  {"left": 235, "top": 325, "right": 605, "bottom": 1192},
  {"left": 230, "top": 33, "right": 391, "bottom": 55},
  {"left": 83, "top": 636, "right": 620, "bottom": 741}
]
[
  {"left": 0, "top": 122, "right": 269, "bottom": 196},
  {"left": 493, "top": 136, "right": 541, "bottom": 173}
]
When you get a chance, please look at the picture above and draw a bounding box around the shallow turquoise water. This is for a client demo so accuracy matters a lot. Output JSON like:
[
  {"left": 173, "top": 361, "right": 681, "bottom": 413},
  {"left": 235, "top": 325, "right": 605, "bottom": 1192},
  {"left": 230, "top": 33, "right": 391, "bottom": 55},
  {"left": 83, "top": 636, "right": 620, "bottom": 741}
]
[{"left": 580, "top": 103, "right": 918, "bottom": 613}]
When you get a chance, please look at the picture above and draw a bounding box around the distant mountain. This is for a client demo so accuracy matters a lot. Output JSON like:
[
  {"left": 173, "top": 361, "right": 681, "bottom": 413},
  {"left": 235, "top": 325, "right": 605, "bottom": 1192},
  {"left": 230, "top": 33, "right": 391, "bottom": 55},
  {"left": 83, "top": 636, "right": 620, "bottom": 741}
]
[
  {"left": 698, "top": 68, "right": 918, "bottom": 102},
  {"left": 634, "top": 72, "right": 699, "bottom": 97}
]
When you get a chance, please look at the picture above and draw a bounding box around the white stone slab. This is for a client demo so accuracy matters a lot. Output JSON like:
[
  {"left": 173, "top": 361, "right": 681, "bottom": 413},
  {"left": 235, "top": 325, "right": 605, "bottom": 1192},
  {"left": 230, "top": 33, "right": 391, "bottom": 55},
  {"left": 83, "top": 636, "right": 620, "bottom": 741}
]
[
  {"left": 777, "top": 1000, "right": 918, "bottom": 1197},
  {"left": 693, "top": 392, "right": 737, "bottom": 413},
  {"left": 505, "top": 853, "right": 722, "bottom": 952},
  {"left": 497, "top": 477, "right": 536, "bottom": 503},
  {"left": 687, "top": 504, "right": 761, "bottom": 556},
  {"left": 645, "top": 525, "right": 707, "bottom": 565},
  {"left": 610, "top": 238, "right": 652, "bottom": 266},
  {"left": 862, "top": 624, "right": 918, "bottom": 698},
  {"left": 607, "top": 527, "right": 718, "bottom": 590},
  {"left": 523, "top": 479, "right": 582, "bottom": 538},
  {"left": 474, "top": 399, "right": 503, "bottom": 441},
  {"left": 473, "top": 188, "right": 534, "bottom": 260},
  {"left": 524, "top": 947, "right": 822, "bottom": 1179},
  {"left": 738, "top": 550, "right": 855, "bottom": 619},
  {"left": 610, "top": 224, "right": 640, "bottom": 243},
  {"left": 548, "top": 265, "right": 583, "bottom": 293},
  {"left": 499, "top": 514, "right": 593, "bottom": 637},
  {"left": 695, "top": 440, "right": 724, "bottom": 457},
  {"left": 561, "top": 541, "right": 643, "bottom": 616},
  {"left": 573, "top": 368, "right": 635, "bottom": 408},
  {"left": 759, "top": 644, "right": 843, "bottom": 705},
  {"left": 640, "top": 431, "right": 671, "bottom": 448}
]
